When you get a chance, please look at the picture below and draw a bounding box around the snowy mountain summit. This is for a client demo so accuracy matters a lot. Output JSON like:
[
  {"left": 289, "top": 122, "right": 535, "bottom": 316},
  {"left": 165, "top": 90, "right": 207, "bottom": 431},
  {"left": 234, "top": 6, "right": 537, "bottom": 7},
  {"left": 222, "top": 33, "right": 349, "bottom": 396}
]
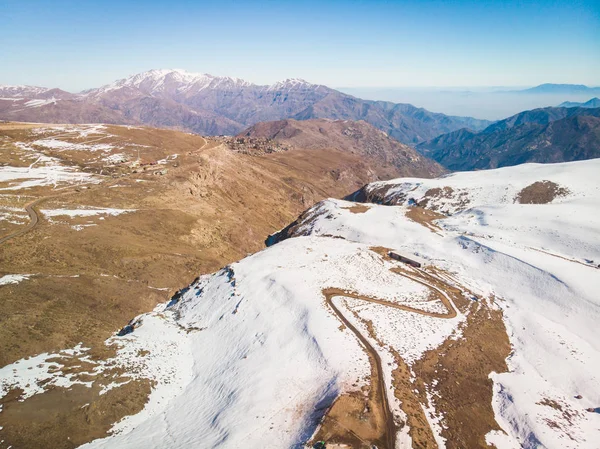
[
  {"left": 86, "top": 69, "right": 322, "bottom": 96},
  {"left": 2, "top": 159, "right": 599, "bottom": 449},
  {"left": 87, "top": 68, "right": 255, "bottom": 96}
]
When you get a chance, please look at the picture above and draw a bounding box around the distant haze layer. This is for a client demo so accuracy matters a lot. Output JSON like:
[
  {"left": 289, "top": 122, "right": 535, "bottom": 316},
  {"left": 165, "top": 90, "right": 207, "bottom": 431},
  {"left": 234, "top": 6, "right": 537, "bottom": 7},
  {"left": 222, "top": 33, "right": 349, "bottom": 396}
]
[{"left": 338, "top": 87, "right": 599, "bottom": 120}]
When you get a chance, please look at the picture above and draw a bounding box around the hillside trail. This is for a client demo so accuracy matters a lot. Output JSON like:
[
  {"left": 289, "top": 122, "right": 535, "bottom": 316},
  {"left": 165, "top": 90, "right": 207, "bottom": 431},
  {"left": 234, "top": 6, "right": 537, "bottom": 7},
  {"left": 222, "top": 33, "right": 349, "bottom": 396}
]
[
  {"left": 0, "top": 197, "right": 48, "bottom": 245},
  {"left": 187, "top": 136, "right": 209, "bottom": 155},
  {"left": 0, "top": 176, "right": 126, "bottom": 246},
  {"left": 321, "top": 266, "right": 459, "bottom": 449}
]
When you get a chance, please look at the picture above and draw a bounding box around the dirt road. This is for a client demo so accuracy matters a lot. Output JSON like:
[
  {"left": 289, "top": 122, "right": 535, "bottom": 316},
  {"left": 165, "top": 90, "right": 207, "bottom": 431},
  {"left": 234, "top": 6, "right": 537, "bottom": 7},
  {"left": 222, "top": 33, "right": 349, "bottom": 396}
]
[
  {"left": 321, "top": 267, "right": 459, "bottom": 448},
  {"left": 0, "top": 197, "right": 46, "bottom": 245}
]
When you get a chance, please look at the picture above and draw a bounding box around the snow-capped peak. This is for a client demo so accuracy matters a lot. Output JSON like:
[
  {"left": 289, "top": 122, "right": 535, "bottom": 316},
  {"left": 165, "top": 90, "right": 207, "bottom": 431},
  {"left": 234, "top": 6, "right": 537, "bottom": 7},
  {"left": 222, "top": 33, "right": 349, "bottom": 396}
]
[
  {"left": 88, "top": 69, "right": 256, "bottom": 96},
  {"left": 267, "top": 78, "right": 319, "bottom": 91},
  {"left": 81, "top": 70, "right": 326, "bottom": 98},
  {"left": 0, "top": 85, "right": 52, "bottom": 98}
]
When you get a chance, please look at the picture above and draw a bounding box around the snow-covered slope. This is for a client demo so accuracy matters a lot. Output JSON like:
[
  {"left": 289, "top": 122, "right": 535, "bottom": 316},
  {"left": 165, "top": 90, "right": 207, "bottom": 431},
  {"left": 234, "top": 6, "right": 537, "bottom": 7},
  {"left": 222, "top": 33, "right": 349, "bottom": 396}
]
[
  {"left": 1, "top": 159, "right": 599, "bottom": 448},
  {"left": 78, "top": 238, "right": 457, "bottom": 448},
  {"left": 283, "top": 159, "right": 600, "bottom": 448}
]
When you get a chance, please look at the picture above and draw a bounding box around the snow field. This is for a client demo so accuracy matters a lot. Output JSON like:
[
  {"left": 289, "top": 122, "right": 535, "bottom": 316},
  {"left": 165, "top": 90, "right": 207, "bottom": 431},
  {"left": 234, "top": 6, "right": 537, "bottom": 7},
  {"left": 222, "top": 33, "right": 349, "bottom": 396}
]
[{"left": 295, "top": 160, "right": 600, "bottom": 448}]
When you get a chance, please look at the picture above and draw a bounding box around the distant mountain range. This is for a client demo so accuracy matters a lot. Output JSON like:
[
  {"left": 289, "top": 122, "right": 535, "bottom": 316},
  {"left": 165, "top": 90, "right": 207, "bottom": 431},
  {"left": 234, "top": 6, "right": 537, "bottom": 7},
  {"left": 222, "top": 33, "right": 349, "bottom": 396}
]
[
  {"left": 559, "top": 97, "right": 600, "bottom": 108},
  {"left": 339, "top": 84, "right": 600, "bottom": 121},
  {"left": 516, "top": 84, "right": 600, "bottom": 95},
  {"left": 0, "top": 69, "right": 491, "bottom": 145},
  {"left": 416, "top": 106, "right": 600, "bottom": 170}
]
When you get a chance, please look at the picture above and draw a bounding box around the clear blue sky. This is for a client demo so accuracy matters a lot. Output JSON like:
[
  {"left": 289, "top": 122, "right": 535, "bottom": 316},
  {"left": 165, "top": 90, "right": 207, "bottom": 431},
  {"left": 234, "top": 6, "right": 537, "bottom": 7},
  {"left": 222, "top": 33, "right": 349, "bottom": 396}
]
[{"left": 1, "top": 0, "right": 599, "bottom": 91}]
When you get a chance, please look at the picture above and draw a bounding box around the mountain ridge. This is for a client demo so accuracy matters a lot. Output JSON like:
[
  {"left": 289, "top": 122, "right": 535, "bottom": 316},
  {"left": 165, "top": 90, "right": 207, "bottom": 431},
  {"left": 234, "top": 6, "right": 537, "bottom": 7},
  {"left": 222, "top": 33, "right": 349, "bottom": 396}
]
[
  {"left": 416, "top": 106, "right": 600, "bottom": 170},
  {"left": 517, "top": 83, "right": 600, "bottom": 95},
  {"left": 559, "top": 97, "right": 600, "bottom": 108},
  {"left": 0, "top": 69, "right": 492, "bottom": 144}
]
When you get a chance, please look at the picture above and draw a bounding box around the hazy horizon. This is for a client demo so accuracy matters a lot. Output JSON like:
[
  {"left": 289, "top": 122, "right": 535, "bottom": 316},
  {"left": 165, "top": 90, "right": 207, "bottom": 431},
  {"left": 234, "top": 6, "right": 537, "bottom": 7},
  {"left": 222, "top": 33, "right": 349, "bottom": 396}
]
[{"left": 338, "top": 86, "right": 600, "bottom": 120}]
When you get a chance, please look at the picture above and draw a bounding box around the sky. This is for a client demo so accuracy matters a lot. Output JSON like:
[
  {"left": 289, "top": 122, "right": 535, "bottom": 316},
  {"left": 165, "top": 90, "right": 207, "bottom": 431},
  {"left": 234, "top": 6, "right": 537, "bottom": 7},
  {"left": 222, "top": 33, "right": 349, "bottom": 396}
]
[{"left": 1, "top": 0, "right": 599, "bottom": 92}]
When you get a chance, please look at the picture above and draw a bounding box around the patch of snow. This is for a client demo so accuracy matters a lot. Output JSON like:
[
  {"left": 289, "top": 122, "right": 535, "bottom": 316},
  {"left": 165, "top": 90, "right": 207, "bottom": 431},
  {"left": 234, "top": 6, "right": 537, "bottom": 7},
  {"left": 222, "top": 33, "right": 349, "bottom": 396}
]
[
  {"left": 267, "top": 78, "right": 323, "bottom": 92},
  {"left": 103, "top": 153, "right": 128, "bottom": 164},
  {"left": 70, "top": 224, "right": 98, "bottom": 231},
  {"left": 31, "top": 139, "right": 114, "bottom": 152},
  {"left": 41, "top": 208, "right": 134, "bottom": 219},
  {"left": 24, "top": 97, "right": 57, "bottom": 108},
  {"left": 422, "top": 388, "right": 448, "bottom": 448},
  {"left": 0, "top": 274, "right": 31, "bottom": 286},
  {"left": 0, "top": 209, "right": 28, "bottom": 225},
  {"left": 0, "top": 343, "right": 91, "bottom": 399},
  {"left": 0, "top": 165, "right": 100, "bottom": 190},
  {"left": 29, "top": 125, "right": 109, "bottom": 139},
  {"left": 155, "top": 154, "right": 177, "bottom": 165}
]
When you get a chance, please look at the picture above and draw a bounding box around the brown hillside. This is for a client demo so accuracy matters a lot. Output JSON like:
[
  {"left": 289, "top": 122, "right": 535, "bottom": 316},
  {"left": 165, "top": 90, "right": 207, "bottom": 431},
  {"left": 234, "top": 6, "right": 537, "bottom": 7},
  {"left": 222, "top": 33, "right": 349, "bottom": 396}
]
[{"left": 238, "top": 118, "right": 446, "bottom": 178}]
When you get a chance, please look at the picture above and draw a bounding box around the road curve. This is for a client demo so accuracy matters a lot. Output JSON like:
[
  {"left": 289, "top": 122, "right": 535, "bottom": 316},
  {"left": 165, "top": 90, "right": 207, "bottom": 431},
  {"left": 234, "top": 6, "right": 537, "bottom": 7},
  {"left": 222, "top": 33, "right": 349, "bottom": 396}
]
[
  {"left": 0, "top": 197, "right": 48, "bottom": 245},
  {"left": 324, "top": 290, "right": 396, "bottom": 449},
  {"left": 322, "top": 268, "right": 459, "bottom": 449}
]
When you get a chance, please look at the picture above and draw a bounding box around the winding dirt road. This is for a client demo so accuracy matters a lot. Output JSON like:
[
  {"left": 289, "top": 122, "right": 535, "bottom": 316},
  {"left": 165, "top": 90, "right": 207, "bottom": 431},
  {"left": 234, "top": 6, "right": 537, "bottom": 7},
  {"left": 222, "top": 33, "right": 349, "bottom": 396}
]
[
  {"left": 0, "top": 197, "right": 48, "bottom": 245},
  {"left": 322, "top": 266, "right": 459, "bottom": 449}
]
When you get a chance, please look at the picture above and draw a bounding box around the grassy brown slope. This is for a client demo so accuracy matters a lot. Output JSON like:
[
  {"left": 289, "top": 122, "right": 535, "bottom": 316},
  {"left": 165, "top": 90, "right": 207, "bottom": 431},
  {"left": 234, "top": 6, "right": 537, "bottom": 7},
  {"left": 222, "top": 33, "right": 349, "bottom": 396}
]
[
  {"left": 413, "top": 299, "right": 511, "bottom": 448},
  {"left": 238, "top": 118, "right": 446, "bottom": 178}
]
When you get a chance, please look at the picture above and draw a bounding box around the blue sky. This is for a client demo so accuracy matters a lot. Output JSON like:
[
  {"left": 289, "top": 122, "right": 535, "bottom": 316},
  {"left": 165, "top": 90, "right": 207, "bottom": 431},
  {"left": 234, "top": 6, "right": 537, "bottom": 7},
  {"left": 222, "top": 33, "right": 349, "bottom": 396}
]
[{"left": 1, "top": 0, "right": 599, "bottom": 91}]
